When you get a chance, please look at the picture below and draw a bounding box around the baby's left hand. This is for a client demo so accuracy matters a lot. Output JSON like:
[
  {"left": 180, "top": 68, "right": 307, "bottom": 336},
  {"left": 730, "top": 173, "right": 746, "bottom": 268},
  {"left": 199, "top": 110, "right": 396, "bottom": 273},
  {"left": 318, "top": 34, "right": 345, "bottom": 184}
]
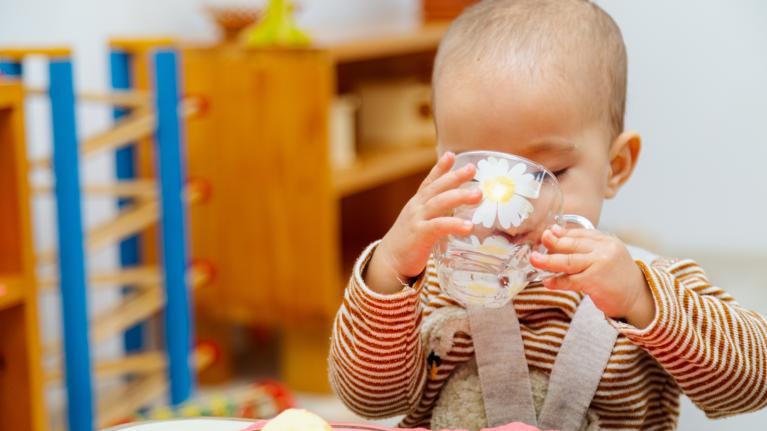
[{"left": 530, "top": 225, "right": 656, "bottom": 328}]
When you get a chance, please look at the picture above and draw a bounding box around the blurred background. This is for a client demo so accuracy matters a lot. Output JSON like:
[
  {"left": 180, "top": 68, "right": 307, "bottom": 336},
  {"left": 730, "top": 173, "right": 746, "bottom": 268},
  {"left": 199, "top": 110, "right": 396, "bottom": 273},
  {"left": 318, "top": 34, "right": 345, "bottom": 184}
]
[{"left": 0, "top": 0, "right": 765, "bottom": 430}]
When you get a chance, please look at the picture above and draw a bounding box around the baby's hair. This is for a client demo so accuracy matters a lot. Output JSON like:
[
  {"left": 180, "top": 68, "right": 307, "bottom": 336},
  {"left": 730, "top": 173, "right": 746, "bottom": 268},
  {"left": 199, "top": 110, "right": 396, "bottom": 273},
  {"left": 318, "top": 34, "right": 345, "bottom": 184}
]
[{"left": 433, "top": 0, "right": 627, "bottom": 139}]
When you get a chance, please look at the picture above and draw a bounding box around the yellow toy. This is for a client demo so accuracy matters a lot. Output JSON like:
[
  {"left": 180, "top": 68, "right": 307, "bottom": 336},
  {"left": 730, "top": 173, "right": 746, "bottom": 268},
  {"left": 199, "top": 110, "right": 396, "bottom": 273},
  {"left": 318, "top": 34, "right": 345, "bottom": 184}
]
[{"left": 244, "top": 0, "right": 310, "bottom": 47}]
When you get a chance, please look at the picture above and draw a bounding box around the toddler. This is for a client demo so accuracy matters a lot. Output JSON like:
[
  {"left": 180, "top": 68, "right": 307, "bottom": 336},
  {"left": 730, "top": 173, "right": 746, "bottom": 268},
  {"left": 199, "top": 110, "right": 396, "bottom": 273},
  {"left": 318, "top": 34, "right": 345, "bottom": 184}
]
[{"left": 328, "top": 1, "right": 767, "bottom": 430}]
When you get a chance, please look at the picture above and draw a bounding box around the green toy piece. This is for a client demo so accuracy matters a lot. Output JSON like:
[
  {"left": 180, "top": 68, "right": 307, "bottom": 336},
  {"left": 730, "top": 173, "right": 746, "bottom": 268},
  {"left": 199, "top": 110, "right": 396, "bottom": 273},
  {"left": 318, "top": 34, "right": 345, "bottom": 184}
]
[{"left": 245, "top": 0, "right": 310, "bottom": 47}]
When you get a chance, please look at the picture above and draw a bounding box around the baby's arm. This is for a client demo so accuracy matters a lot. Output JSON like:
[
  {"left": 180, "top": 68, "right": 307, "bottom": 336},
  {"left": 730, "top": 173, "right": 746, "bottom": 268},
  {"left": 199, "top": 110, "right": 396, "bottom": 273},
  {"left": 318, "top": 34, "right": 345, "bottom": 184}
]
[
  {"left": 531, "top": 226, "right": 767, "bottom": 416},
  {"left": 329, "top": 152, "right": 481, "bottom": 418},
  {"left": 614, "top": 259, "right": 767, "bottom": 417},
  {"left": 328, "top": 242, "right": 428, "bottom": 418}
]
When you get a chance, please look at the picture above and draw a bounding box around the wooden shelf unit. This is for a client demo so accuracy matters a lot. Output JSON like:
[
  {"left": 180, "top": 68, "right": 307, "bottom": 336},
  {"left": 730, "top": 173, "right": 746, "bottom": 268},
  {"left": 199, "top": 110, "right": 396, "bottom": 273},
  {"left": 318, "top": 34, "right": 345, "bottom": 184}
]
[
  {"left": 182, "top": 24, "right": 443, "bottom": 392},
  {"left": 0, "top": 82, "right": 44, "bottom": 430}
]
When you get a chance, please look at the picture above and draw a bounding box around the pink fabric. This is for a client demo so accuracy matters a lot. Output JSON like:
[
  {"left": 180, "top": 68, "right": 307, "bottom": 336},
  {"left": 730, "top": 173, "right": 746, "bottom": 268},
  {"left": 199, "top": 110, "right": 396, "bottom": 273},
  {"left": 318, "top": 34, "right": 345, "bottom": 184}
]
[{"left": 240, "top": 420, "right": 551, "bottom": 431}]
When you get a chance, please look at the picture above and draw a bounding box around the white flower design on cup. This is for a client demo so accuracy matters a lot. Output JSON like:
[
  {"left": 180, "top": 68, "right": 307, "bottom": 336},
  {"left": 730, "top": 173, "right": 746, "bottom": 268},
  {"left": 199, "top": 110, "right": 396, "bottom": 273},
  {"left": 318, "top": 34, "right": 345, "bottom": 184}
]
[{"left": 471, "top": 157, "right": 540, "bottom": 229}]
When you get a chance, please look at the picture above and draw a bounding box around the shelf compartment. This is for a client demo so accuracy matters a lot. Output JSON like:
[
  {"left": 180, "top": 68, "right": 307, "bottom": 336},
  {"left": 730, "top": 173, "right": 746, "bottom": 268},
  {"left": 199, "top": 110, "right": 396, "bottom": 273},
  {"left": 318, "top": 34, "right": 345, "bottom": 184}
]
[{"left": 333, "top": 143, "right": 437, "bottom": 198}]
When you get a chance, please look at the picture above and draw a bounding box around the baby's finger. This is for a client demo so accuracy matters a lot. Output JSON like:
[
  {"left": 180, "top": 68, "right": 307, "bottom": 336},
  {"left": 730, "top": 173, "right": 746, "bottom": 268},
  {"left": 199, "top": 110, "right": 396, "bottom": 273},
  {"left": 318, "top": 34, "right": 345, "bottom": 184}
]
[
  {"left": 530, "top": 251, "right": 591, "bottom": 275},
  {"left": 421, "top": 217, "right": 474, "bottom": 241},
  {"left": 542, "top": 275, "right": 579, "bottom": 292},
  {"left": 541, "top": 229, "right": 597, "bottom": 254},
  {"left": 418, "top": 152, "right": 455, "bottom": 193},
  {"left": 423, "top": 188, "right": 482, "bottom": 219},
  {"left": 551, "top": 225, "right": 601, "bottom": 239},
  {"left": 421, "top": 163, "right": 476, "bottom": 199}
]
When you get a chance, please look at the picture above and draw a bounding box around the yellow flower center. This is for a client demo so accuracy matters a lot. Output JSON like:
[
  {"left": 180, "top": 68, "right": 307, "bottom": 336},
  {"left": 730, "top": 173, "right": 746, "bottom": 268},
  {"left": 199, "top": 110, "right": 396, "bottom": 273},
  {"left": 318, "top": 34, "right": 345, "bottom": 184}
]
[
  {"left": 477, "top": 244, "right": 513, "bottom": 256},
  {"left": 467, "top": 282, "right": 497, "bottom": 295},
  {"left": 481, "top": 176, "right": 516, "bottom": 203}
]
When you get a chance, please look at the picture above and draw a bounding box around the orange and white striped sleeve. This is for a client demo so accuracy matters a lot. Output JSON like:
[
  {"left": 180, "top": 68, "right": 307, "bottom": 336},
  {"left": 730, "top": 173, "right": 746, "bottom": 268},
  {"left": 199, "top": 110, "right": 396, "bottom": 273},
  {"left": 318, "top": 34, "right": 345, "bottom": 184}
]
[
  {"left": 328, "top": 241, "right": 428, "bottom": 418},
  {"left": 612, "top": 259, "right": 767, "bottom": 417}
]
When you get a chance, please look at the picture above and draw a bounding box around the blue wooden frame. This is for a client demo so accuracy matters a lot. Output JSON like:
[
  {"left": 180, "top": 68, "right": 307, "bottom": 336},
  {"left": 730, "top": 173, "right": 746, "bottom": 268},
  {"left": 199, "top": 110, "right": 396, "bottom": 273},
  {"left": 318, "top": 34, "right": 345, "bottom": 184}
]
[
  {"left": 152, "top": 48, "right": 195, "bottom": 405},
  {"left": 49, "top": 56, "right": 94, "bottom": 431},
  {"left": 109, "top": 49, "right": 146, "bottom": 353},
  {"left": 0, "top": 60, "right": 23, "bottom": 77},
  {"left": 16, "top": 47, "right": 196, "bottom": 430}
]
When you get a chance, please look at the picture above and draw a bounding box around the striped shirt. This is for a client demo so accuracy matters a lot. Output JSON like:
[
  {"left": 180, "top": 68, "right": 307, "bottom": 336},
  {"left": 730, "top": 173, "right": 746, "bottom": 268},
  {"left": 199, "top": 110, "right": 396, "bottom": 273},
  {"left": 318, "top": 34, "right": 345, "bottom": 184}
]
[{"left": 329, "top": 242, "right": 767, "bottom": 430}]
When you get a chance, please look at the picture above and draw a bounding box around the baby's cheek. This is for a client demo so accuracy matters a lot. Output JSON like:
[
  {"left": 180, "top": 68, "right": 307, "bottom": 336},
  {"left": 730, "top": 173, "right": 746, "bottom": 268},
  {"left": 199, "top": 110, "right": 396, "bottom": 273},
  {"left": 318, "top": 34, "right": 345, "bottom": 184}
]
[{"left": 559, "top": 177, "right": 604, "bottom": 224}]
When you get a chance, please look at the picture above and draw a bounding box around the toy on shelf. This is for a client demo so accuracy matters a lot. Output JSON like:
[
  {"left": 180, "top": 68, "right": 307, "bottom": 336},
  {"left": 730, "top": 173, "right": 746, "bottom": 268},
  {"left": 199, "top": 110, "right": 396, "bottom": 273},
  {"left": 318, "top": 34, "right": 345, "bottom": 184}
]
[
  {"left": 244, "top": 0, "right": 309, "bottom": 47},
  {"left": 0, "top": 43, "right": 213, "bottom": 431}
]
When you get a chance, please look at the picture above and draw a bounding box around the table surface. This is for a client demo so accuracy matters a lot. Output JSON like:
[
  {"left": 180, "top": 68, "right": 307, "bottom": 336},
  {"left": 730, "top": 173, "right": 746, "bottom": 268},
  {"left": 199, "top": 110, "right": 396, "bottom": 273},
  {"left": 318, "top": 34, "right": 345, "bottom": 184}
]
[{"left": 104, "top": 418, "right": 397, "bottom": 431}]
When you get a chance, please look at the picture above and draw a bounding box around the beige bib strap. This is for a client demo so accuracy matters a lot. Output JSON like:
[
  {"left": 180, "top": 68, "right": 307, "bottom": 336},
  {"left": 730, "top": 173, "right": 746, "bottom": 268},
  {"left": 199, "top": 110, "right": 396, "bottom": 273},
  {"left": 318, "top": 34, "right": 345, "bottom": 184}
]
[
  {"left": 538, "top": 296, "right": 619, "bottom": 431},
  {"left": 468, "top": 302, "right": 538, "bottom": 427}
]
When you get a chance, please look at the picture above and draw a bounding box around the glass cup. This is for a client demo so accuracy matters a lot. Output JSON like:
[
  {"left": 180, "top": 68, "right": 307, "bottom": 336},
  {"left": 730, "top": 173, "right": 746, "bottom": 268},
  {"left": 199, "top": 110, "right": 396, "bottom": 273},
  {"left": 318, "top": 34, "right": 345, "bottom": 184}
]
[{"left": 433, "top": 150, "right": 594, "bottom": 308}]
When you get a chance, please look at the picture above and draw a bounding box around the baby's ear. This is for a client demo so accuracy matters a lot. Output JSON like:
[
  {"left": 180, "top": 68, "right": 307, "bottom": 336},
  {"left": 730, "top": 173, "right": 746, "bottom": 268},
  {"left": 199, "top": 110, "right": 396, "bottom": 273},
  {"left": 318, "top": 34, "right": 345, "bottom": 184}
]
[{"left": 605, "top": 131, "right": 641, "bottom": 198}]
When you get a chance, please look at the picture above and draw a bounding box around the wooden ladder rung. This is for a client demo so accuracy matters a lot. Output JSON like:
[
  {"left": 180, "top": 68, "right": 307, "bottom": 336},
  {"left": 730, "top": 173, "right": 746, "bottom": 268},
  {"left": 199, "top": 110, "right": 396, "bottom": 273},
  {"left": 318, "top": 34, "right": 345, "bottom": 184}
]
[
  {"left": 97, "top": 370, "right": 167, "bottom": 428},
  {"left": 37, "top": 262, "right": 210, "bottom": 292},
  {"left": 46, "top": 342, "right": 214, "bottom": 384},
  {"left": 45, "top": 369, "right": 166, "bottom": 431},
  {"left": 42, "top": 264, "right": 212, "bottom": 356},
  {"left": 25, "top": 86, "right": 152, "bottom": 108},
  {"left": 37, "top": 266, "right": 162, "bottom": 290},
  {"left": 30, "top": 179, "right": 158, "bottom": 198},
  {"left": 44, "top": 351, "right": 166, "bottom": 383},
  {"left": 92, "top": 288, "right": 162, "bottom": 346},
  {"left": 42, "top": 287, "right": 162, "bottom": 357},
  {"left": 28, "top": 109, "right": 156, "bottom": 170},
  {"left": 81, "top": 109, "right": 156, "bottom": 155},
  {"left": 36, "top": 200, "right": 159, "bottom": 265},
  {"left": 93, "top": 343, "right": 214, "bottom": 428},
  {"left": 30, "top": 179, "right": 209, "bottom": 204}
]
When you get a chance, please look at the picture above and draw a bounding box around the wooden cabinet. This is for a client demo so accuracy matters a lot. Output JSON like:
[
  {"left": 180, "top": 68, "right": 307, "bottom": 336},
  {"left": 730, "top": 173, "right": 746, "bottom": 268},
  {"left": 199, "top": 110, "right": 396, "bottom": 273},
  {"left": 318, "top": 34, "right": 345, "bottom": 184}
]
[
  {"left": 182, "top": 24, "right": 446, "bottom": 391},
  {"left": 0, "top": 82, "right": 44, "bottom": 430}
]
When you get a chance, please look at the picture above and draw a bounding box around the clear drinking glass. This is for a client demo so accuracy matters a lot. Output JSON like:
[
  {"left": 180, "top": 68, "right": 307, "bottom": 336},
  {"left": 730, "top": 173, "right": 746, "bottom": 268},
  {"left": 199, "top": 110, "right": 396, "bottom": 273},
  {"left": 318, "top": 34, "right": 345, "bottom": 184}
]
[{"left": 433, "top": 150, "right": 594, "bottom": 308}]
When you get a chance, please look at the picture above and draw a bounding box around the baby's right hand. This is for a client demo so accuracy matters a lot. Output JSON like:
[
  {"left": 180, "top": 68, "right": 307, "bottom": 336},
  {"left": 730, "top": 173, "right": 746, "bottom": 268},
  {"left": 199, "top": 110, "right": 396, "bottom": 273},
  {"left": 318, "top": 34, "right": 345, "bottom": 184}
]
[{"left": 365, "top": 152, "right": 482, "bottom": 294}]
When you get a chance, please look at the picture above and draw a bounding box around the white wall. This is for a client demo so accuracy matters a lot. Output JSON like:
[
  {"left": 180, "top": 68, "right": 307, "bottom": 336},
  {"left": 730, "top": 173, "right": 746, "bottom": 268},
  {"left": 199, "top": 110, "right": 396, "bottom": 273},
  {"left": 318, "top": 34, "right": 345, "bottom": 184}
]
[
  {"left": 597, "top": 0, "right": 767, "bottom": 257},
  {"left": 2, "top": 0, "right": 766, "bottom": 429},
  {"left": 594, "top": 2, "right": 767, "bottom": 429}
]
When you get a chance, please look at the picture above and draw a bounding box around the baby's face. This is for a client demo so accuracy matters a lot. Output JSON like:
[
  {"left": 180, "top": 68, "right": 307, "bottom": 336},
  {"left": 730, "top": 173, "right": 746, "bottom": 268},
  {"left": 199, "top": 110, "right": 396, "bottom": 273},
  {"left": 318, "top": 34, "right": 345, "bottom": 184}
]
[{"left": 434, "top": 68, "right": 614, "bottom": 227}]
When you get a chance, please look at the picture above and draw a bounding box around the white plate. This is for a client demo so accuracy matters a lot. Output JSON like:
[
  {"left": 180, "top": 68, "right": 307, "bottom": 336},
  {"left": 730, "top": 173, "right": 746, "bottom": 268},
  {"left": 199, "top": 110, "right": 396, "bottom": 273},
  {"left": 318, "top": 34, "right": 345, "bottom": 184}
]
[{"left": 104, "top": 418, "right": 254, "bottom": 431}]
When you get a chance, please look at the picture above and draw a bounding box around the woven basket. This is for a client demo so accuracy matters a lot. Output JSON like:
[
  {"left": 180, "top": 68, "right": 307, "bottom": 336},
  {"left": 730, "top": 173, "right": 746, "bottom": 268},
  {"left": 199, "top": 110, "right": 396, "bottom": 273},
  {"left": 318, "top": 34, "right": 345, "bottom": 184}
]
[{"left": 206, "top": 5, "right": 262, "bottom": 42}]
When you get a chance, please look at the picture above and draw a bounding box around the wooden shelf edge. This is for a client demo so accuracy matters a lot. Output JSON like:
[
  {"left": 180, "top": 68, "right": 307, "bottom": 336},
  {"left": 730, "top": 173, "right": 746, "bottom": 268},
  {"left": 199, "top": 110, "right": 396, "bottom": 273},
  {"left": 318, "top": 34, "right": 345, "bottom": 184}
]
[
  {"left": 325, "top": 23, "right": 448, "bottom": 63},
  {"left": 332, "top": 143, "right": 437, "bottom": 197},
  {"left": 0, "top": 47, "right": 71, "bottom": 59}
]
